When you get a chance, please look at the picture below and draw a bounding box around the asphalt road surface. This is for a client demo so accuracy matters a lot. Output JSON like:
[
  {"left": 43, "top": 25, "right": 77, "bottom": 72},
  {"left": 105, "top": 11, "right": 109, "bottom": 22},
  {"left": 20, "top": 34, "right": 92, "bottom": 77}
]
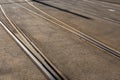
[{"left": 0, "top": 0, "right": 120, "bottom": 80}]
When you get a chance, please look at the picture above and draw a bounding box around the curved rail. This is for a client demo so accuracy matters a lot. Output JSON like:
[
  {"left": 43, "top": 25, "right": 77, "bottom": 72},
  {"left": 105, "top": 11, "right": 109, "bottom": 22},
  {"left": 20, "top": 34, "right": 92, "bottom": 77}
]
[
  {"left": 16, "top": 0, "right": 120, "bottom": 59},
  {"left": 31, "top": 0, "right": 120, "bottom": 24},
  {"left": 0, "top": 5, "right": 67, "bottom": 80}
]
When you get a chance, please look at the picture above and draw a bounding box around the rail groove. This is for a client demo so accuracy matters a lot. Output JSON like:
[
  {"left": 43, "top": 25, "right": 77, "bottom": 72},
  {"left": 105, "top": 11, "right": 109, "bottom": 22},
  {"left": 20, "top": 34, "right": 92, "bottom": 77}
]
[
  {"left": 0, "top": 5, "right": 67, "bottom": 80},
  {"left": 32, "top": 0, "right": 120, "bottom": 24},
  {"left": 23, "top": 0, "right": 120, "bottom": 58},
  {"left": 32, "top": 0, "right": 92, "bottom": 20}
]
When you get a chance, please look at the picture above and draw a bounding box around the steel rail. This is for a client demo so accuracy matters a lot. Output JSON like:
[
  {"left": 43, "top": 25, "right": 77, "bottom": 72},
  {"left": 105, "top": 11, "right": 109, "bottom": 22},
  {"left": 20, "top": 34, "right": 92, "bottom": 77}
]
[
  {"left": 30, "top": 0, "right": 120, "bottom": 24},
  {"left": 19, "top": 0, "right": 120, "bottom": 58},
  {"left": 0, "top": 21, "right": 55, "bottom": 80},
  {"left": 0, "top": 5, "right": 67, "bottom": 80}
]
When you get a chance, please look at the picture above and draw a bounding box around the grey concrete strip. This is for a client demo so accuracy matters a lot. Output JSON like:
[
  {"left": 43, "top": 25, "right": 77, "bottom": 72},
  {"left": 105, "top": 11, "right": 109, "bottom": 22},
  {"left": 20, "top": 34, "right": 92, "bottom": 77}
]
[
  {"left": 2, "top": 3, "right": 120, "bottom": 80},
  {"left": 0, "top": 24, "right": 47, "bottom": 79}
]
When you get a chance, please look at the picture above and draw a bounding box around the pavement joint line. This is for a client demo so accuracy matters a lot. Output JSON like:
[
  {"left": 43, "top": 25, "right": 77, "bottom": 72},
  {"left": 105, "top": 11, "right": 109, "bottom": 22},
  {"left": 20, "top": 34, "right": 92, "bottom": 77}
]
[
  {"left": 23, "top": 0, "right": 120, "bottom": 58},
  {"left": 83, "top": 0, "right": 95, "bottom": 3},
  {"left": 103, "top": 17, "right": 120, "bottom": 24},
  {"left": 91, "top": 1, "right": 120, "bottom": 9},
  {"left": 0, "top": 4, "right": 67, "bottom": 80},
  {"left": 96, "top": 0, "right": 120, "bottom": 5}
]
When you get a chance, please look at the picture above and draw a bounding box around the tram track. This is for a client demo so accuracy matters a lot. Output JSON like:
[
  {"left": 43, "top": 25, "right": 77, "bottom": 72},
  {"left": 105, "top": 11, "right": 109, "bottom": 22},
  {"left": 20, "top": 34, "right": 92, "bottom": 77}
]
[
  {"left": 9, "top": 0, "right": 120, "bottom": 59},
  {"left": 31, "top": 0, "right": 120, "bottom": 24},
  {"left": 0, "top": 4, "right": 67, "bottom": 80},
  {"left": 0, "top": 0, "right": 120, "bottom": 80}
]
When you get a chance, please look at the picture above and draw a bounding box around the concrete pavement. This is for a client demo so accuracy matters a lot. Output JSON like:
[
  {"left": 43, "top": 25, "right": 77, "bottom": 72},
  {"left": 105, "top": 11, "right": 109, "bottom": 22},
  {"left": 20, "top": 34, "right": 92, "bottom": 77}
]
[
  {"left": 1, "top": 1, "right": 120, "bottom": 80},
  {"left": 33, "top": 0, "right": 120, "bottom": 52},
  {"left": 0, "top": 22, "right": 47, "bottom": 80},
  {"left": 97, "top": 0, "right": 120, "bottom": 4},
  {"left": 0, "top": 0, "right": 120, "bottom": 80}
]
